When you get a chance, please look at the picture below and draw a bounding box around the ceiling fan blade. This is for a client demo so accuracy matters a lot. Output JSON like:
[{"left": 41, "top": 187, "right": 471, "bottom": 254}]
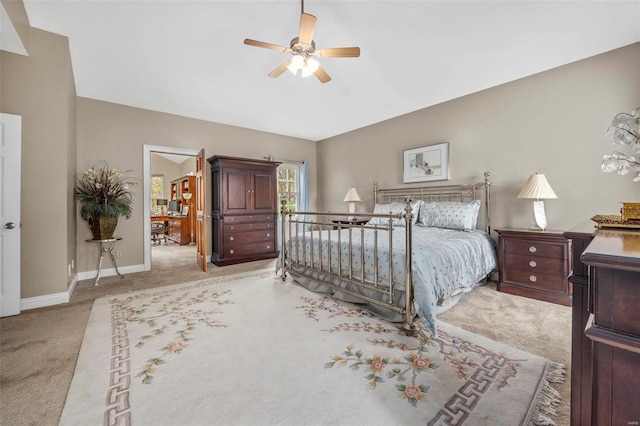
[
  {"left": 298, "top": 13, "right": 317, "bottom": 44},
  {"left": 244, "top": 39, "right": 288, "bottom": 52},
  {"left": 318, "top": 47, "right": 361, "bottom": 58},
  {"left": 314, "top": 66, "right": 331, "bottom": 84},
  {"left": 268, "top": 60, "right": 292, "bottom": 78}
]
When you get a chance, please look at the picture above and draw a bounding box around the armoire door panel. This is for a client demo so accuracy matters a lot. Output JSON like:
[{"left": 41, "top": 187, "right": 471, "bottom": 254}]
[{"left": 252, "top": 172, "right": 276, "bottom": 211}]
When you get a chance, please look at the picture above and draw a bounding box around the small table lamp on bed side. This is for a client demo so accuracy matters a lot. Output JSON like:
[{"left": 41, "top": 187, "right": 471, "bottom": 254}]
[
  {"left": 517, "top": 172, "right": 558, "bottom": 231},
  {"left": 344, "top": 187, "right": 362, "bottom": 221}
]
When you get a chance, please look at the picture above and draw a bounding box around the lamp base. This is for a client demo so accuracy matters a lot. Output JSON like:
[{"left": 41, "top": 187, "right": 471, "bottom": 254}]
[{"left": 531, "top": 200, "right": 548, "bottom": 231}]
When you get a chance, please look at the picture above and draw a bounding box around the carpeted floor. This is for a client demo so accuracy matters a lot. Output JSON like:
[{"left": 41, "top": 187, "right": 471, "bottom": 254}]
[{"left": 0, "top": 255, "right": 571, "bottom": 426}]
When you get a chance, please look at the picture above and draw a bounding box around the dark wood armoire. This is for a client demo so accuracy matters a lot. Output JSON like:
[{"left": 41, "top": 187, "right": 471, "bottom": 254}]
[{"left": 207, "top": 155, "right": 280, "bottom": 266}]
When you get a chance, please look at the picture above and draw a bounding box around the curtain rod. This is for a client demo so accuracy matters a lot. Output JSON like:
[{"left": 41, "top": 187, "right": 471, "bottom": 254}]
[{"left": 263, "top": 156, "right": 304, "bottom": 165}]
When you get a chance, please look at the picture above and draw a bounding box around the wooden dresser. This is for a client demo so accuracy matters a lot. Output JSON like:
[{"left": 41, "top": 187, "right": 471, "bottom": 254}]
[
  {"left": 563, "top": 222, "right": 597, "bottom": 426},
  {"left": 565, "top": 222, "right": 640, "bottom": 425},
  {"left": 496, "top": 228, "right": 572, "bottom": 306},
  {"left": 581, "top": 228, "right": 640, "bottom": 425},
  {"left": 208, "top": 155, "right": 280, "bottom": 266}
]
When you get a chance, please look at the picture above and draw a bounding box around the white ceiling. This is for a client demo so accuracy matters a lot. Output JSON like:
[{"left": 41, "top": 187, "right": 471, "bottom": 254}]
[{"left": 18, "top": 1, "right": 640, "bottom": 141}]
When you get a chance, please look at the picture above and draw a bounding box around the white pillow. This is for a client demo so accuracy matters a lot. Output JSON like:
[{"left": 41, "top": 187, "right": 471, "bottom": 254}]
[
  {"left": 368, "top": 201, "right": 421, "bottom": 227},
  {"left": 418, "top": 200, "right": 481, "bottom": 231}
]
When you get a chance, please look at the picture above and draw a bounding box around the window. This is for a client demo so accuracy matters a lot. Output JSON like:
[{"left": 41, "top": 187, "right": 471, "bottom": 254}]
[
  {"left": 151, "top": 175, "right": 164, "bottom": 215},
  {"left": 277, "top": 164, "right": 300, "bottom": 214},
  {"left": 151, "top": 175, "right": 164, "bottom": 199}
]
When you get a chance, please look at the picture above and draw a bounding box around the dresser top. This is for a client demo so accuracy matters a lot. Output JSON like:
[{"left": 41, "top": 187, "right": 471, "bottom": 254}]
[{"left": 582, "top": 228, "right": 640, "bottom": 272}]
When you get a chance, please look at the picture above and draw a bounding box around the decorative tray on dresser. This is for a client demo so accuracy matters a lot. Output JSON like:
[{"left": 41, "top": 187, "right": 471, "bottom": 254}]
[{"left": 496, "top": 228, "right": 572, "bottom": 306}]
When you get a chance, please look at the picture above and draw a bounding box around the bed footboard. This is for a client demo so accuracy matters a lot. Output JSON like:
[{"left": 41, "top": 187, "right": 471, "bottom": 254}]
[{"left": 280, "top": 199, "right": 417, "bottom": 335}]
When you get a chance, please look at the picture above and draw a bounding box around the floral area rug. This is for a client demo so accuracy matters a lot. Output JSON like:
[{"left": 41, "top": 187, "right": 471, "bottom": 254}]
[{"left": 60, "top": 270, "right": 564, "bottom": 426}]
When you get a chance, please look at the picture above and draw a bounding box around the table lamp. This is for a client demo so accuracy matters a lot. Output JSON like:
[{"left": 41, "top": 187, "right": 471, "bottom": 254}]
[
  {"left": 157, "top": 199, "right": 168, "bottom": 215},
  {"left": 517, "top": 173, "right": 558, "bottom": 231},
  {"left": 343, "top": 188, "right": 362, "bottom": 221}
]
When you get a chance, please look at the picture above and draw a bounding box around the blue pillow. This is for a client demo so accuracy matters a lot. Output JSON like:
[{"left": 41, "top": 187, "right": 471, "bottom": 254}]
[
  {"left": 368, "top": 201, "right": 421, "bottom": 227},
  {"left": 418, "top": 200, "right": 481, "bottom": 231}
]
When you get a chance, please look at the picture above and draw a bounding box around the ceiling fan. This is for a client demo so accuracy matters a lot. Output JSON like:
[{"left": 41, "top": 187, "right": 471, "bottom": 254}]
[{"left": 243, "top": 0, "right": 360, "bottom": 83}]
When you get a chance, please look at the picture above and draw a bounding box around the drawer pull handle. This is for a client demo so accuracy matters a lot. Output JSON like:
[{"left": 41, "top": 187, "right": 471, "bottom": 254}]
[
  {"left": 230, "top": 249, "right": 234, "bottom": 254},
  {"left": 229, "top": 236, "right": 234, "bottom": 241},
  {"left": 267, "top": 224, "right": 271, "bottom": 227},
  {"left": 267, "top": 233, "right": 271, "bottom": 237},
  {"left": 230, "top": 218, "right": 234, "bottom": 221},
  {"left": 267, "top": 245, "right": 271, "bottom": 249},
  {"left": 230, "top": 226, "right": 234, "bottom": 230},
  {"left": 529, "top": 260, "right": 537, "bottom": 267},
  {"left": 529, "top": 275, "right": 537, "bottom": 282},
  {"left": 529, "top": 246, "right": 537, "bottom": 253}
]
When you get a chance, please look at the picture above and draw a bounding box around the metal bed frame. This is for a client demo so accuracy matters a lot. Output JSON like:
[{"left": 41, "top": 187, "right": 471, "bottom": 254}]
[{"left": 280, "top": 172, "right": 492, "bottom": 335}]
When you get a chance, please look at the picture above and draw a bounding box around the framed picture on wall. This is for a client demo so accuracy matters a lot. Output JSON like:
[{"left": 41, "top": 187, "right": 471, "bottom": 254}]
[
  {"left": 181, "top": 206, "right": 189, "bottom": 216},
  {"left": 403, "top": 142, "right": 450, "bottom": 183}
]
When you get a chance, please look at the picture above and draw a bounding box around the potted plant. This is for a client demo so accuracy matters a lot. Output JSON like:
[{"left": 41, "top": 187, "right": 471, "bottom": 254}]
[{"left": 74, "top": 162, "right": 136, "bottom": 240}]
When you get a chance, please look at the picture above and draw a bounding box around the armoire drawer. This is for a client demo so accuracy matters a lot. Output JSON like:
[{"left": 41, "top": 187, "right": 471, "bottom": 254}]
[
  {"left": 225, "top": 230, "right": 275, "bottom": 244},
  {"left": 224, "top": 221, "right": 274, "bottom": 233},
  {"left": 224, "top": 214, "right": 275, "bottom": 224},
  {"left": 224, "top": 241, "right": 276, "bottom": 258}
]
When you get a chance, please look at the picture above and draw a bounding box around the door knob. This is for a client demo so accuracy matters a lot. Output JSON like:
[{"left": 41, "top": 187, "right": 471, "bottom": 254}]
[{"left": 4, "top": 222, "right": 16, "bottom": 229}]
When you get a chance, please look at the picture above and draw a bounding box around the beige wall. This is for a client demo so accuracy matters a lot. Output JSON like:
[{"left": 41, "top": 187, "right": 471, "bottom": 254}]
[
  {"left": 317, "top": 43, "right": 640, "bottom": 233},
  {"left": 178, "top": 157, "right": 197, "bottom": 178},
  {"left": 76, "top": 98, "right": 317, "bottom": 273},
  {"left": 1, "top": 28, "right": 77, "bottom": 299},
  {"left": 150, "top": 153, "right": 181, "bottom": 200}
]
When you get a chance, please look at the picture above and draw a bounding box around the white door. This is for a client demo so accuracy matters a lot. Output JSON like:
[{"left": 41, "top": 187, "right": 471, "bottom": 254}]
[{"left": 0, "top": 113, "right": 22, "bottom": 317}]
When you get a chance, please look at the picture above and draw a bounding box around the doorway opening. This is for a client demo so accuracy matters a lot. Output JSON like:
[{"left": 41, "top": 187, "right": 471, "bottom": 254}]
[{"left": 143, "top": 145, "right": 201, "bottom": 271}]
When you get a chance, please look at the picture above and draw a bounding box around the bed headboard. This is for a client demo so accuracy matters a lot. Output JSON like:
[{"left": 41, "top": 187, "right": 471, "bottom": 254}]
[{"left": 373, "top": 171, "right": 492, "bottom": 234}]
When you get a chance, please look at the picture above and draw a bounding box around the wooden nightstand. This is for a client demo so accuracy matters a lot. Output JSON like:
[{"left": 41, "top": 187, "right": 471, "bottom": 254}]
[{"left": 496, "top": 228, "right": 572, "bottom": 306}]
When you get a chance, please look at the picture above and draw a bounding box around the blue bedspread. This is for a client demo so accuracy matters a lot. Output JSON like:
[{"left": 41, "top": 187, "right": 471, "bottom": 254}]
[{"left": 285, "top": 226, "right": 497, "bottom": 332}]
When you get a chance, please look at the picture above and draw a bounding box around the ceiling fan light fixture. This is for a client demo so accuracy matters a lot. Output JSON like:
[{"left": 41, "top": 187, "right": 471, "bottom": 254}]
[
  {"left": 287, "top": 54, "right": 304, "bottom": 75},
  {"left": 303, "top": 58, "right": 320, "bottom": 77},
  {"left": 244, "top": 0, "right": 360, "bottom": 83}
]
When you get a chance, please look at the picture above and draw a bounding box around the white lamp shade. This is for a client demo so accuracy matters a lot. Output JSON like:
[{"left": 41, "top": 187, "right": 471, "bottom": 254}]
[
  {"left": 182, "top": 192, "right": 192, "bottom": 200},
  {"left": 517, "top": 173, "right": 558, "bottom": 200},
  {"left": 343, "top": 188, "right": 362, "bottom": 202}
]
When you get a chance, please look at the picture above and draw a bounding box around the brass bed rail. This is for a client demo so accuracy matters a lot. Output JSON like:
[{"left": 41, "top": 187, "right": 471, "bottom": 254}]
[
  {"left": 280, "top": 172, "right": 492, "bottom": 335},
  {"left": 280, "top": 204, "right": 416, "bottom": 334}
]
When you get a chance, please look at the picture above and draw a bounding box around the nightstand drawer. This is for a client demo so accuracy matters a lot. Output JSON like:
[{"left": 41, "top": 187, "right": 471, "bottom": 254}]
[
  {"left": 504, "top": 239, "right": 564, "bottom": 259},
  {"left": 505, "top": 253, "right": 564, "bottom": 273},
  {"left": 503, "top": 269, "right": 565, "bottom": 293}
]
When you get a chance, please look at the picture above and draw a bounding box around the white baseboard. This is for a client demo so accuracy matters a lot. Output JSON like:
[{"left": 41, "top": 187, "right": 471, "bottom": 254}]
[
  {"left": 21, "top": 290, "right": 70, "bottom": 311},
  {"left": 77, "top": 263, "right": 146, "bottom": 282},
  {"left": 21, "top": 264, "right": 145, "bottom": 311}
]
